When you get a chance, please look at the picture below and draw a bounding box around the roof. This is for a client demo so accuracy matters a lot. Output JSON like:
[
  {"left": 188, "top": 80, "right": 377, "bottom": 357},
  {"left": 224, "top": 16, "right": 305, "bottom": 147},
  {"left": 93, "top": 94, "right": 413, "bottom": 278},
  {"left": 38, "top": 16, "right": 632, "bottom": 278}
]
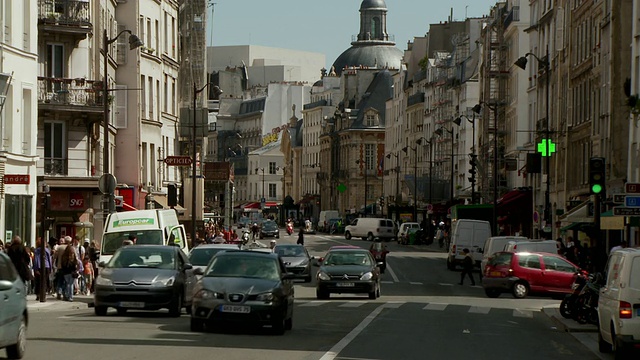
[
  {"left": 332, "top": 45, "right": 403, "bottom": 76},
  {"left": 360, "top": 0, "right": 387, "bottom": 10},
  {"left": 217, "top": 249, "right": 278, "bottom": 258},
  {"left": 351, "top": 69, "right": 394, "bottom": 128}
]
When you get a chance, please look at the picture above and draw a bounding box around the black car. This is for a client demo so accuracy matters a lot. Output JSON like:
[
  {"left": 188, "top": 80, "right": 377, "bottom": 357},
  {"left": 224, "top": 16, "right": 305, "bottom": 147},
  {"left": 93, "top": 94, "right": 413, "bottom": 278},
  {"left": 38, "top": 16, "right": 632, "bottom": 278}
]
[
  {"left": 316, "top": 248, "right": 381, "bottom": 300},
  {"left": 274, "top": 244, "right": 313, "bottom": 282},
  {"left": 93, "top": 245, "right": 196, "bottom": 317},
  {"left": 260, "top": 220, "right": 280, "bottom": 239},
  {"left": 190, "top": 250, "right": 295, "bottom": 334}
]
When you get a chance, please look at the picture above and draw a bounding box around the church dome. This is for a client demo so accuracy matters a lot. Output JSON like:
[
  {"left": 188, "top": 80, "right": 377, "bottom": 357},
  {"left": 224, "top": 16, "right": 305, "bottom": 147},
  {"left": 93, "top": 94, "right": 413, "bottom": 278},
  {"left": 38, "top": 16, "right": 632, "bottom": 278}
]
[
  {"left": 332, "top": 45, "right": 403, "bottom": 75},
  {"left": 360, "top": 0, "right": 387, "bottom": 10}
]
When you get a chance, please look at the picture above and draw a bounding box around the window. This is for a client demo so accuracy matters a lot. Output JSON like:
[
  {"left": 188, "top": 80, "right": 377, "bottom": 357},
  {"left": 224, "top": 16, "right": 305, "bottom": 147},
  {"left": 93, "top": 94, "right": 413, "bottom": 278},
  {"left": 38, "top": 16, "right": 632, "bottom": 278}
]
[
  {"left": 146, "top": 18, "right": 151, "bottom": 49},
  {"left": 155, "top": 19, "right": 159, "bottom": 53},
  {"left": 44, "top": 121, "right": 66, "bottom": 175},
  {"left": 543, "top": 256, "right": 576, "bottom": 273},
  {"left": 0, "top": 256, "right": 17, "bottom": 282},
  {"left": 268, "top": 162, "right": 276, "bottom": 174},
  {"left": 268, "top": 183, "right": 276, "bottom": 198},
  {"left": 148, "top": 77, "right": 154, "bottom": 119},
  {"left": 163, "top": 74, "right": 168, "bottom": 112},
  {"left": 365, "top": 114, "right": 377, "bottom": 127},
  {"left": 518, "top": 255, "right": 541, "bottom": 269},
  {"left": 630, "top": 258, "right": 640, "bottom": 290},
  {"left": 365, "top": 144, "right": 375, "bottom": 171},
  {"left": 142, "top": 142, "right": 148, "bottom": 186},
  {"left": 47, "top": 44, "right": 64, "bottom": 79},
  {"left": 141, "top": 75, "right": 146, "bottom": 118}
]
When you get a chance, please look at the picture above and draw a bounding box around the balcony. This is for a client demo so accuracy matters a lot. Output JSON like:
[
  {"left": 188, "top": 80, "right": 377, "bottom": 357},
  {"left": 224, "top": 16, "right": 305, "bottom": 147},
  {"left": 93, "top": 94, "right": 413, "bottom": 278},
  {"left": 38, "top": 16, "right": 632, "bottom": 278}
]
[
  {"left": 38, "top": 0, "right": 92, "bottom": 39},
  {"left": 44, "top": 158, "right": 67, "bottom": 176},
  {"left": 503, "top": 6, "right": 520, "bottom": 29},
  {"left": 38, "top": 77, "right": 104, "bottom": 113},
  {"left": 303, "top": 99, "right": 327, "bottom": 110},
  {"left": 407, "top": 92, "right": 425, "bottom": 107}
]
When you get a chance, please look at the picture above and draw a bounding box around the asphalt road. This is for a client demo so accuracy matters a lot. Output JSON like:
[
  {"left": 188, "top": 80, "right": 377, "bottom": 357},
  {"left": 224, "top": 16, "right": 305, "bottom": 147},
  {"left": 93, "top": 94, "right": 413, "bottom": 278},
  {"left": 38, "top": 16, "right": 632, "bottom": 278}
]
[{"left": 10, "top": 232, "right": 608, "bottom": 360}]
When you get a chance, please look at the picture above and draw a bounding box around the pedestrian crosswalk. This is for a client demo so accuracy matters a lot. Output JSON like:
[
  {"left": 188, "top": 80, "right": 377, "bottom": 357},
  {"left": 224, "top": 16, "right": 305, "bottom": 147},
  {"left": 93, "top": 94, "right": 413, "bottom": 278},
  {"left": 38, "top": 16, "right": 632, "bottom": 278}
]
[{"left": 297, "top": 300, "right": 539, "bottom": 318}]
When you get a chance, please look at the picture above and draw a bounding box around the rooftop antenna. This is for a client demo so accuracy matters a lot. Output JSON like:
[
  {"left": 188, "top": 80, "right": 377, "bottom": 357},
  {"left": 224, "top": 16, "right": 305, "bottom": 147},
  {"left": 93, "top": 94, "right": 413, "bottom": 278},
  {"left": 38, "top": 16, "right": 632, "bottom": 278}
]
[
  {"left": 465, "top": 5, "right": 468, "bottom": 19},
  {"left": 208, "top": 1, "right": 217, "bottom": 47}
]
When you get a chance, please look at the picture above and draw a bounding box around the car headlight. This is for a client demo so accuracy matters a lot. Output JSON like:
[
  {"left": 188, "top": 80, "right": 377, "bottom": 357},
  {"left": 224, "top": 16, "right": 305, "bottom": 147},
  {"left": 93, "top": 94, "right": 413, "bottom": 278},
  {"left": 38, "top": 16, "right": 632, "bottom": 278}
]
[
  {"left": 317, "top": 271, "right": 331, "bottom": 281},
  {"left": 194, "top": 289, "right": 221, "bottom": 299},
  {"left": 360, "top": 272, "right": 373, "bottom": 281},
  {"left": 256, "top": 292, "right": 274, "bottom": 302},
  {"left": 95, "top": 276, "right": 113, "bottom": 286},
  {"left": 152, "top": 276, "right": 175, "bottom": 287}
]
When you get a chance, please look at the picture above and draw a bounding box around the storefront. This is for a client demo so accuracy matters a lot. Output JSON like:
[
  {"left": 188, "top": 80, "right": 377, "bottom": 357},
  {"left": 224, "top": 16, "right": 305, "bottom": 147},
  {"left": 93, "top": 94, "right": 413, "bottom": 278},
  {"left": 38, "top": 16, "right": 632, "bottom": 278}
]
[{"left": 1, "top": 166, "right": 37, "bottom": 247}]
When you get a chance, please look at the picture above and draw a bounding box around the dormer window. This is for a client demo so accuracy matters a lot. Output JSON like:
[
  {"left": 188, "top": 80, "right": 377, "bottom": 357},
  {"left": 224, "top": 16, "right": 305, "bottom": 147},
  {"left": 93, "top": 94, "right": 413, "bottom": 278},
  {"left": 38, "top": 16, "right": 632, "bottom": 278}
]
[{"left": 365, "top": 113, "right": 378, "bottom": 127}]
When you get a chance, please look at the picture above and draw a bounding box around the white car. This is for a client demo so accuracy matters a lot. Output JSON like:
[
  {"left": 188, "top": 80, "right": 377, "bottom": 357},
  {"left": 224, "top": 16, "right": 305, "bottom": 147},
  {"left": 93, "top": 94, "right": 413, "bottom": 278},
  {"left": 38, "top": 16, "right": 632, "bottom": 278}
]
[
  {"left": 598, "top": 248, "right": 640, "bottom": 358},
  {"left": 397, "top": 222, "right": 420, "bottom": 244}
]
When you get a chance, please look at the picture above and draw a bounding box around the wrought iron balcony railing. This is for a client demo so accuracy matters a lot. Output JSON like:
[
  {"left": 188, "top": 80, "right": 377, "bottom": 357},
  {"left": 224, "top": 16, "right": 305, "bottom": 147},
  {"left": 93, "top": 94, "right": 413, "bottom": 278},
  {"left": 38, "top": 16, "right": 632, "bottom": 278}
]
[
  {"left": 38, "top": 77, "right": 105, "bottom": 108},
  {"left": 44, "top": 158, "right": 67, "bottom": 176},
  {"left": 38, "top": 0, "right": 91, "bottom": 28}
]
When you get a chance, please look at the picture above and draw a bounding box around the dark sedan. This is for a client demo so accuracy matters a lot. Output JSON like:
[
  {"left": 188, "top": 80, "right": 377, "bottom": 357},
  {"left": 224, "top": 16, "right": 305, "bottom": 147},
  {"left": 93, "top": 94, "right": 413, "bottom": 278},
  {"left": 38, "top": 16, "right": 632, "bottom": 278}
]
[
  {"left": 260, "top": 221, "right": 280, "bottom": 239},
  {"left": 316, "top": 248, "right": 381, "bottom": 300},
  {"left": 93, "top": 245, "right": 196, "bottom": 317},
  {"left": 274, "top": 244, "right": 312, "bottom": 282},
  {"left": 190, "top": 250, "right": 294, "bottom": 334}
]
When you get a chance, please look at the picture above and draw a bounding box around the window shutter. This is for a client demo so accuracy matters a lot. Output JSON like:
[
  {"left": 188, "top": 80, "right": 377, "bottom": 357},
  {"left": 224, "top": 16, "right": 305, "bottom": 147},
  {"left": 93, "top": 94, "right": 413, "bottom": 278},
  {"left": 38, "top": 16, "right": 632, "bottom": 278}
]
[
  {"left": 116, "top": 24, "right": 127, "bottom": 65},
  {"left": 114, "top": 85, "right": 127, "bottom": 129}
]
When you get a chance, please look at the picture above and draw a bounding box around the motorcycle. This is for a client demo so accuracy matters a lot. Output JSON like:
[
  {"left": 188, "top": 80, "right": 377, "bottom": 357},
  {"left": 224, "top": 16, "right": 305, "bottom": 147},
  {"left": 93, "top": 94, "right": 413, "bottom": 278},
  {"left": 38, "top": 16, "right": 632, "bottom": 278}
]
[
  {"left": 286, "top": 222, "right": 294, "bottom": 236},
  {"left": 560, "top": 270, "right": 589, "bottom": 319},
  {"left": 369, "top": 241, "right": 389, "bottom": 273},
  {"left": 572, "top": 273, "right": 603, "bottom": 325},
  {"left": 241, "top": 231, "right": 250, "bottom": 245}
]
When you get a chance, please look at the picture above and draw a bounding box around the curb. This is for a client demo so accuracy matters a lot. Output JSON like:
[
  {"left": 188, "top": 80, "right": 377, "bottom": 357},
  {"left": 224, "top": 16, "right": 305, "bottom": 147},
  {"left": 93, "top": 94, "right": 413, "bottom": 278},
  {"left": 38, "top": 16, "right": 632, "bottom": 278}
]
[
  {"left": 26, "top": 294, "right": 93, "bottom": 312},
  {"left": 541, "top": 306, "right": 598, "bottom": 333}
]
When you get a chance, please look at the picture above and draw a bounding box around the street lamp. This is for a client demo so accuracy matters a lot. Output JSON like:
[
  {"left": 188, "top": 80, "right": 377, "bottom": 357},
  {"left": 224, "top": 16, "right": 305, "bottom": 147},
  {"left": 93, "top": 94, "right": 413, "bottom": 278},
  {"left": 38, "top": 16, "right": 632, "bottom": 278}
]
[
  {"left": 435, "top": 126, "right": 454, "bottom": 207},
  {"left": 515, "top": 50, "right": 551, "bottom": 237},
  {"left": 402, "top": 145, "right": 418, "bottom": 221},
  {"left": 102, "top": 29, "right": 143, "bottom": 214},
  {"left": 385, "top": 152, "right": 400, "bottom": 220},
  {"left": 222, "top": 131, "right": 242, "bottom": 161},
  {"left": 355, "top": 159, "right": 368, "bottom": 216},
  {"left": 416, "top": 137, "right": 433, "bottom": 210},
  {"left": 454, "top": 104, "right": 482, "bottom": 203},
  {"left": 256, "top": 167, "right": 265, "bottom": 203}
]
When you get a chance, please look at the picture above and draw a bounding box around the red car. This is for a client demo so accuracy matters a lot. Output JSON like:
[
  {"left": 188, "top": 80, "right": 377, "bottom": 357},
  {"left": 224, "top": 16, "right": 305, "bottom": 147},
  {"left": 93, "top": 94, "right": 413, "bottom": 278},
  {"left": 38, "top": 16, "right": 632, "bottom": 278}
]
[{"left": 482, "top": 251, "right": 581, "bottom": 299}]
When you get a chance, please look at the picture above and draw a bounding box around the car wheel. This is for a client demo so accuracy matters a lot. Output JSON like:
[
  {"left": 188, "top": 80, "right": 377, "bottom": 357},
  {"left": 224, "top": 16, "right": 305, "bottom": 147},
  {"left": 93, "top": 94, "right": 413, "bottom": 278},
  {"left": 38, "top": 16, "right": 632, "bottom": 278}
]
[
  {"left": 94, "top": 306, "right": 108, "bottom": 316},
  {"left": 272, "top": 315, "right": 286, "bottom": 335},
  {"left": 598, "top": 330, "right": 612, "bottom": 353},
  {"left": 559, "top": 297, "right": 572, "bottom": 319},
  {"left": 190, "top": 318, "right": 205, "bottom": 332},
  {"left": 368, "top": 285, "right": 377, "bottom": 299},
  {"left": 5, "top": 316, "right": 27, "bottom": 359},
  {"left": 284, "top": 315, "right": 293, "bottom": 330},
  {"left": 345, "top": 231, "right": 352, "bottom": 240},
  {"left": 367, "top": 233, "right": 374, "bottom": 242},
  {"left": 316, "top": 289, "right": 329, "bottom": 300},
  {"left": 169, "top": 293, "right": 183, "bottom": 317},
  {"left": 611, "top": 326, "right": 629, "bottom": 360},
  {"left": 484, "top": 289, "right": 500, "bottom": 298},
  {"left": 512, "top": 281, "right": 529, "bottom": 299},
  {"left": 185, "top": 304, "right": 192, "bottom": 315},
  {"left": 116, "top": 308, "right": 127, "bottom": 316}
]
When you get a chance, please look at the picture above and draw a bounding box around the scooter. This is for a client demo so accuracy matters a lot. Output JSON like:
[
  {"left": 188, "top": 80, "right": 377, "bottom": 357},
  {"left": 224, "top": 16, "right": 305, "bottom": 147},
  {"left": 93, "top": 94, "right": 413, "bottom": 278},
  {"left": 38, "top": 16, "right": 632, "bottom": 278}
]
[
  {"left": 572, "top": 273, "right": 603, "bottom": 325},
  {"left": 241, "top": 230, "right": 250, "bottom": 245},
  {"left": 369, "top": 241, "right": 389, "bottom": 274},
  {"left": 286, "top": 222, "right": 294, "bottom": 236},
  {"left": 560, "top": 270, "right": 589, "bottom": 319}
]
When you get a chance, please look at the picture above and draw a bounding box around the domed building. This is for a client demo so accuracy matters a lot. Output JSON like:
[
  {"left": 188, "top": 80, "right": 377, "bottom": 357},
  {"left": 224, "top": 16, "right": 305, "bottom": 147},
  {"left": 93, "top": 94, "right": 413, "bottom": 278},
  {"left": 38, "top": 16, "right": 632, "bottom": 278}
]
[{"left": 332, "top": 0, "right": 403, "bottom": 75}]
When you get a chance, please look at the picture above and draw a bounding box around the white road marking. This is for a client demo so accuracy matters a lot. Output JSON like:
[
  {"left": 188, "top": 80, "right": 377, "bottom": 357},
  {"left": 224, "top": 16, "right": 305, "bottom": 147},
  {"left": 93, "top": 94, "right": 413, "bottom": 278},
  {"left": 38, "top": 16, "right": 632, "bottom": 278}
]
[
  {"left": 382, "top": 301, "right": 404, "bottom": 308},
  {"left": 513, "top": 309, "right": 534, "bottom": 318},
  {"left": 386, "top": 264, "right": 400, "bottom": 283},
  {"left": 409, "top": 282, "right": 423, "bottom": 285},
  {"left": 423, "top": 303, "right": 448, "bottom": 311},
  {"left": 439, "top": 283, "right": 454, "bottom": 286},
  {"left": 468, "top": 306, "right": 491, "bottom": 314},
  {"left": 300, "top": 301, "right": 329, "bottom": 307},
  {"left": 319, "top": 305, "right": 385, "bottom": 360},
  {"left": 339, "top": 301, "right": 366, "bottom": 308}
]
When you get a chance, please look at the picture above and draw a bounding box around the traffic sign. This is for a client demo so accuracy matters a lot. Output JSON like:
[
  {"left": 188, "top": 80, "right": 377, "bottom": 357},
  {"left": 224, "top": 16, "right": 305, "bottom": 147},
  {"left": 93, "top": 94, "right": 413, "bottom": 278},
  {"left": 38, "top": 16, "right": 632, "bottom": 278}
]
[
  {"left": 625, "top": 183, "right": 640, "bottom": 194},
  {"left": 164, "top": 156, "right": 193, "bottom": 166},
  {"left": 613, "top": 194, "right": 626, "bottom": 204},
  {"left": 613, "top": 207, "right": 640, "bottom": 216},
  {"left": 98, "top": 174, "right": 117, "bottom": 194},
  {"left": 625, "top": 196, "right": 640, "bottom": 207}
]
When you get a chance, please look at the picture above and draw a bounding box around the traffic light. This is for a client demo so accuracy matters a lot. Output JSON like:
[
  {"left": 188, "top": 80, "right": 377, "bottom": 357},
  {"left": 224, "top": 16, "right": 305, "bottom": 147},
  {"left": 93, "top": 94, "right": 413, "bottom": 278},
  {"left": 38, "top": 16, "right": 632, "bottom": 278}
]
[
  {"left": 589, "top": 157, "right": 605, "bottom": 195},
  {"left": 41, "top": 194, "right": 51, "bottom": 210},
  {"left": 378, "top": 197, "right": 384, "bottom": 208},
  {"left": 468, "top": 154, "right": 477, "bottom": 185},
  {"left": 167, "top": 184, "right": 177, "bottom": 207}
]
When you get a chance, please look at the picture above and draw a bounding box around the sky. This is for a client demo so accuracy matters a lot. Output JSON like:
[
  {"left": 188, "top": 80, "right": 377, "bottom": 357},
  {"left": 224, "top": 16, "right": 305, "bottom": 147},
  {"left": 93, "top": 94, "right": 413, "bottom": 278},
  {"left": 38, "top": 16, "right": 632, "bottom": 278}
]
[{"left": 208, "top": 0, "right": 500, "bottom": 69}]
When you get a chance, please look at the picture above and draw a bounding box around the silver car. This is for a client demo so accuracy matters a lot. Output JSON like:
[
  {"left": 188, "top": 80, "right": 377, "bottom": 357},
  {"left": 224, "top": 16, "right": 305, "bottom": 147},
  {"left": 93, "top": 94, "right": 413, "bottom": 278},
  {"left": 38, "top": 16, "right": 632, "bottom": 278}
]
[
  {"left": 274, "top": 244, "right": 313, "bottom": 282},
  {"left": 0, "top": 252, "right": 28, "bottom": 359},
  {"left": 189, "top": 244, "right": 242, "bottom": 275}
]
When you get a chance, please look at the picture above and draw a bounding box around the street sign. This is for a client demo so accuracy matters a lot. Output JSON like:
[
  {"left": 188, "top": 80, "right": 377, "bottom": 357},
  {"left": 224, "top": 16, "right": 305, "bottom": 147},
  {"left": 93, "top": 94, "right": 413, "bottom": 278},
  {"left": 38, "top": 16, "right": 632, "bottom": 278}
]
[
  {"left": 164, "top": 156, "right": 193, "bottom": 166},
  {"left": 613, "top": 194, "right": 626, "bottom": 204},
  {"left": 3, "top": 174, "right": 30, "bottom": 185},
  {"left": 625, "top": 196, "right": 640, "bottom": 207},
  {"left": 625, "top": 183, "right": 640, "bottom": 194},
  {"left": 114, "top": 196, "right": 124, "bottom": 208},
  {"left": 98, "top": 174, "right": 117, "bottom": 194},
  {"left": 613, "top": 207, "right": 640, "bottom": 216}
]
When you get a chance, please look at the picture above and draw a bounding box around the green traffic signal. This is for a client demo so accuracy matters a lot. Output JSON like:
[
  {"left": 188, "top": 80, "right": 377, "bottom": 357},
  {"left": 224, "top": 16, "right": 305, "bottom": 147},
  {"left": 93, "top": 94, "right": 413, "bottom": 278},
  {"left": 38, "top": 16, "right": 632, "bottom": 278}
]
[{"left": 591, "top": 184, "right": 603, "bottom": 194}]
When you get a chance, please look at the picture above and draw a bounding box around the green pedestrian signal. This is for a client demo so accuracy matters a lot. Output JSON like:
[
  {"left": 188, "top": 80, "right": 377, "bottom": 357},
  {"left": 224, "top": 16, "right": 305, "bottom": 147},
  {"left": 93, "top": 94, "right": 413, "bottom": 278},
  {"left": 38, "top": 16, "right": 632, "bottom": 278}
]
[
  {"left": 537, "top": 139, "right": 556, "bottom": 157},
  {"left": 591, "top": 184, "right": 603, "bottom": 194}
]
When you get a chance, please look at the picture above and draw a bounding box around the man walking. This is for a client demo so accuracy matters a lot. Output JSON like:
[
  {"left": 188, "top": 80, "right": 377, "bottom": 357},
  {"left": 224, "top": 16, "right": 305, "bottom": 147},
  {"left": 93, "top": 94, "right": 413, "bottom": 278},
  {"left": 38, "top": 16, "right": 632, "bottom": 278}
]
[{"left": 459, "top": 248, "right": 476, "bottom": 286}]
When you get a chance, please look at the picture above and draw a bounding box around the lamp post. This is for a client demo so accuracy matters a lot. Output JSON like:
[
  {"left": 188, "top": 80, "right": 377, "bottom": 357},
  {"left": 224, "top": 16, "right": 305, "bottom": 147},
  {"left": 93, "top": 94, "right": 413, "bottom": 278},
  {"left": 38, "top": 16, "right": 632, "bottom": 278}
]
[
  {"left": 102, "top": 29, "right": 143, "bottom": 214},
  {"left": 385, "top": 152, "right": 400, "bottom": 220},
  {"left": 454, "top": 104, "right": 482, "bottom": 203},
  {"left": 515, "top": 50, "right": 551, "bottom": 237},
  {"left": 256, "top": 167, "right": 265, "bottom": 203},
  {"left": 402, "top": 145, "right": 418, "bottom": 221},
  {"left": 355, "top": 159, "right": 368, "bottom": 216},
  {"left": 435, "top": 126, "right": 455, "bottom": 207},
  {"left": 416, "top": 137, "right": 433, "bottom": 211}
]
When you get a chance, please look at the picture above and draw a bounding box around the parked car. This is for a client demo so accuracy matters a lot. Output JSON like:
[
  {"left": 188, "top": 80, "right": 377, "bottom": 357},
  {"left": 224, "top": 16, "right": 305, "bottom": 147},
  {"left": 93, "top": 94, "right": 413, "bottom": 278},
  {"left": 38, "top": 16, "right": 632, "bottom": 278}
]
[
  {"left": 260, "top": 220, "right": 280, "bottom": 239},
  {"left": 274, "top": 244, "right": 313, "bottom": 282},
  {"left": 189, "top": 244, "right": 242, "bottom": 275},
  {"left": 447, "top": 219, "right": 491, "bottom": 270},
  {"left": 479, "top": 236, "right": 528, "bottom": 275},
  {"left": 344, "top": 218, "right": 395, "bottom": 241},
  {"left": 482, "top": 251, "right": 580, "bottom": 299},
  {"left": 0, "top": 252, "right": 28, "bottom": 359},
  {"left": 598, "top": 248, "right": 640, "bottom": 358},
  {"left": 316, "top": 247, "right": 381, "bottom": 299},
  {"left": 503, "top": 239, "right": 558, "bottom": 254},
  {"left": 190, "top": 250, "right": 295, "bottom": 334},
  {"left": 94, "top": 245, "right": 197, "bottom": 317},
  {"left": 319, "top": 210, "right": 340, "bottom": 232},
  {"left": 397, "top": 222, "right": 420, "bottom": 243}
]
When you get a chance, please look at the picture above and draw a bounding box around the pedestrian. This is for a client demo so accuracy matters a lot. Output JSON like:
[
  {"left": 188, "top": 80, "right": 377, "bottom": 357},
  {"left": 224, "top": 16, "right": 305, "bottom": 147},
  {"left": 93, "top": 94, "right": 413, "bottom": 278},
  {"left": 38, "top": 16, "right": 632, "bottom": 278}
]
[
  {"left": 6, "top": 236, "right": 33, "bottom": 293},
  {"left": 610, "top": 240, "right": 628, "bottom": 253},
  {"left": 59, "top": 245, "right": 79, "bottom": 302},
  {"left": 297, "top": 227, "right": 305, "bottom": 246},
  {"left": 82, "top": 254, "right": 93, "bottom": 295},
  {"left": 53, "top": 237, "right": 70, "bottom": 299},
  {"left": 88, "top": 240, "right": 99, "bottom": 293},
  {"left": 459, "top": 248, "right": 476, "bottom": 286},
  {"left": 0, "top": 239, "right": 4, "bottom": 253},
  {"left": 33, "top": 238, "right": 52, "bottom": 300}
]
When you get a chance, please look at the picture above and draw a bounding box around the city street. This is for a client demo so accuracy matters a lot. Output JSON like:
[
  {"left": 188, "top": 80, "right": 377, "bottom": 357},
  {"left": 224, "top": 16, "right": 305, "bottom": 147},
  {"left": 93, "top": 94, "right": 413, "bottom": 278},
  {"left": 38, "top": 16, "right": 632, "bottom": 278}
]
[{"left": 14, "top": 233, "right": 608, "bottom": 360}]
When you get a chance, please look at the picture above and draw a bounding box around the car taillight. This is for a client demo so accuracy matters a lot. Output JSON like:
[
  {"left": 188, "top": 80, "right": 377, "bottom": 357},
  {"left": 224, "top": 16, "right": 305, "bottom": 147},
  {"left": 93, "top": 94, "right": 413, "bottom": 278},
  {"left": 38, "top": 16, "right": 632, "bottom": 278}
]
[
  {"left": 620, "top": 301, "right": 633, "bottom": 319},
  {"left": 452, "top": 245, "right": 456, "bottom": 254},
  {"left": 513, "top": 245, "right": 517, "bottom": 249}
]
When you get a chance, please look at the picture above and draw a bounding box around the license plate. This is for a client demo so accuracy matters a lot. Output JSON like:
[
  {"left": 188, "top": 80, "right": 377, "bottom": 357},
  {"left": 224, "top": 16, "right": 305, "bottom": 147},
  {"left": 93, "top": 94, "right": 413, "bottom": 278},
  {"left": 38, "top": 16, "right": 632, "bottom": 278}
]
[
  {"left": 490, "top": 271, "right": 502, "bottom": 277},
  {"left": 119, "top": 301, "right": 145, "bottom": 308},
  {"left": 336, "top": 282, "right": 355, "bottom": 287},
  {"left": 220, "top": 305, "right": 251, "bottom": 314}
]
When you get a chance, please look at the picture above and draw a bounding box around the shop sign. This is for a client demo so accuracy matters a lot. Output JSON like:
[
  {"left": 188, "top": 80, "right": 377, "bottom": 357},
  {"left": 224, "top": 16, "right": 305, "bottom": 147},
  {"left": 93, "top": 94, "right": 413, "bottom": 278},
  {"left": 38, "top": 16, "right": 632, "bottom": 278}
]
[
  {"left": 3, "top": 174, "right": 30, "bottom": 184},
  {"left": 69, "top": 193, "right": 85, "bottom": 208}
]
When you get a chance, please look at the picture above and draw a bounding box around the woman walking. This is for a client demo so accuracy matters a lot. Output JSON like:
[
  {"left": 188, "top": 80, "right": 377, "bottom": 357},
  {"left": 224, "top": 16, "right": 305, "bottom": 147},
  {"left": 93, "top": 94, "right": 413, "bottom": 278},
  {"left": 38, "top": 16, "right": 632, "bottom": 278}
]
[{"left": 59, "top": 245, "right": 78, "bottom": 302}]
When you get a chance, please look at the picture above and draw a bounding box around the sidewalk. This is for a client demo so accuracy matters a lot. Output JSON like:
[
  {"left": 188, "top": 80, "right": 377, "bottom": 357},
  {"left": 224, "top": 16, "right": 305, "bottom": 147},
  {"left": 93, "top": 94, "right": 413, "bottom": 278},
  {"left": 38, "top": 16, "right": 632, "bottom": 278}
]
[{"left": 26, "top": 294, "right": 93, "bottom": 312}]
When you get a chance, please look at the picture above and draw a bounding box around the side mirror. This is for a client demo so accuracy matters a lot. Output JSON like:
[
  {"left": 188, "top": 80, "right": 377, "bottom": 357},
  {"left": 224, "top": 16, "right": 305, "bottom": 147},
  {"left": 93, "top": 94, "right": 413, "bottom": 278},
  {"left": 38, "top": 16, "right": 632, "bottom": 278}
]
[
  {"left": 193, "top": 268, "right": 204, "bottom": 276},
  {"left": 0, "top": 280, "right": 13, "bottom": 291},
  {"left": 183, "top": 263, "right": 193, "bottom": 271},
  {"left": 376, "top": 262, "right": 384, "bottom": 268}
]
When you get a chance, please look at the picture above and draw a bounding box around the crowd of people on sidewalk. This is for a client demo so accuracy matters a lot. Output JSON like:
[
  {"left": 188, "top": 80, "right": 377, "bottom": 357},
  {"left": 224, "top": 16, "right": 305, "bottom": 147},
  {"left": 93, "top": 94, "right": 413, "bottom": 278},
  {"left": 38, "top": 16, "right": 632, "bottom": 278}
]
[{"left": 0, "top": 235, "right": 99, "bottom": 302}]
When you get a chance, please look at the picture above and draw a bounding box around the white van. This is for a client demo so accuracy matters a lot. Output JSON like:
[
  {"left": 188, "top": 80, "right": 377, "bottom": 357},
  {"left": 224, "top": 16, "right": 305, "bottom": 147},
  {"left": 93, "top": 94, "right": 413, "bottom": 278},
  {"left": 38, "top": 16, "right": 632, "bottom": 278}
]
[
  {"left": 480, "top": 236, "right": 528, "bottom": 272},
  {"left": 100, "top": 209, "right": 189, "bottom": 264},
  {"left": 503, "top": 239, "right": 557, "bottom": 254},
  {"left": 447, "top": 219, "right": 491, "bottom": 270},
  {"left": 344, "top": 218, "right": 395, "bottom": 241},
  {"left": 318, "top": 210, "right": 340, "bottom": 232},
  {"left": 598, "top": 248, "right": 640, "bottom": 357}
]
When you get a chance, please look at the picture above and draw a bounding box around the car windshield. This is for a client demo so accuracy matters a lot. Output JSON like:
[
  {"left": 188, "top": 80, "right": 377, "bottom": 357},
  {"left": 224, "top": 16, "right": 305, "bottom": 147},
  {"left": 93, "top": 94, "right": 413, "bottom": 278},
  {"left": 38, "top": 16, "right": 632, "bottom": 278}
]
[
  {"left": 107, "top": 247, "right": 175, "bottom": 269},
  {"left": 324, "top": 251, "right": 372, "bottom": 266},
  {"left": 275, "top": 245, "right": 305, "bottom": 257},
  {"left": 205, "top": 255, "right": 280, "bottom": 281},
  {"left": 262, "top": 222, "right": 277, "bottom": 230},
  {"left": 102, "top": 230, "right": 164, "bottom": 255},
  {"left": 189, "top": 248, "right": 231, "bottom": 266}
]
